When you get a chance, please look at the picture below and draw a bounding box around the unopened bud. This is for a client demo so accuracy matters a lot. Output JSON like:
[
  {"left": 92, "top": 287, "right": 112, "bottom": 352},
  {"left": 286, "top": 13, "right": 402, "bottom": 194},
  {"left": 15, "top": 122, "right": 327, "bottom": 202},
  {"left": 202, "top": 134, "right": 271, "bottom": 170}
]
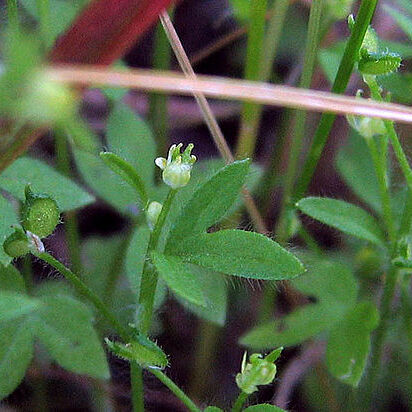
[{"left": 146, "top": 201, "right": 163, "bottom": 230}]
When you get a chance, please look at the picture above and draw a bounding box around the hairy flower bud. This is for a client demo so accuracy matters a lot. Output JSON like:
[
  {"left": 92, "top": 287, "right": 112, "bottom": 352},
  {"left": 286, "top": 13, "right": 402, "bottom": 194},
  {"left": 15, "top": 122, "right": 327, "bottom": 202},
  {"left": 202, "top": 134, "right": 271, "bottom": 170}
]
[
  {"left": 3, "top": 228, "right": 30, "bottom": 258},
  {"left": 21, "top": 186, "right": 60, "bottom": 238},
  {"left": 146, "top": 201, "right": 163, "bottom": 230}
]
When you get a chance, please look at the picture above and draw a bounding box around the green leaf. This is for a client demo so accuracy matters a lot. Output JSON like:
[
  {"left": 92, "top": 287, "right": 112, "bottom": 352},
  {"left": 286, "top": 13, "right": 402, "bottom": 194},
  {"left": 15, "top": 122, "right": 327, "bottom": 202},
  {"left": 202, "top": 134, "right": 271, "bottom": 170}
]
[
  {"left": 175, "top": 265, "right": 227, "bottom": 326},
  {"left": 171, "top": 230, "right": 304, "bottom": 280},
  {"left": 152, "top": 252, "right": 207, "bottom": 307},
  {"left": 385, "top": 5, "right": 412, "bottom": 41},
  {"left": 240, "top": 260, "right": 357, "bottom": 349},
  {"left": 125, "top": 227, "right": 167, "bottom": 309},
  {"left": 32, "top": 295, "right": 109, "bottom": 379},
  {"left": 336, "top": 131, "right": 381, "bottom": 213},
  {"left": 0, "top": 157, "right": 94, "bottom": 211},
  {"left": 73, "top": 149, "right": 137, "bottom": 213},
  {"left": 166, "top": 160, "right": 250, "bottom": 247},
  {"left": 244, "top": 405, "right": 287, "bottom": 412},
  {"left": 0, "top": 264, "right": 26, "bottom": 293},
  {"left": 326, "top": 301, "right": 379, "bottom": 386},
  {"left": 379, "top": 73, "right": 412, "bottom": 105},
  {"left": 358, "top": 51, "right": 402, "bottom": 76},
  {"left": 0, "top": 319, "right": 33, "bottom": 400},
  {"left": 0, "top": 195, "right": 19, "bottom": 266},
  {"left": 204, "top": 407, "right": 224, "bottom": 412},
  {"left": 0, "top": 291, "right": 39, "bottom": 322},
  {"left": 106, "top": 103, "right": 156, "bottom": 186},
  {"left": 296, "top": 197, "right": 385, "bottom": 247},
  {"left": 99, "top": 152, "right": 148, "bottom": 207},
  {"left": 105, "top": 334, "right": 168, "bottom": 368}
]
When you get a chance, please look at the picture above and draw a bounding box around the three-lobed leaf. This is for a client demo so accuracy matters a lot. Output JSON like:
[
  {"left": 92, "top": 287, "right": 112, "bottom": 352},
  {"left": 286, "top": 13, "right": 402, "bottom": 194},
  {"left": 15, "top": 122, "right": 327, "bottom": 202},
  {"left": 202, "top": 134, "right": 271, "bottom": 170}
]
[
  {"left": 170, "top": 230, "right": 304, "bottom": 281},
  {"left": 297, "top": 197, "right": 385, "bottom": 247}
]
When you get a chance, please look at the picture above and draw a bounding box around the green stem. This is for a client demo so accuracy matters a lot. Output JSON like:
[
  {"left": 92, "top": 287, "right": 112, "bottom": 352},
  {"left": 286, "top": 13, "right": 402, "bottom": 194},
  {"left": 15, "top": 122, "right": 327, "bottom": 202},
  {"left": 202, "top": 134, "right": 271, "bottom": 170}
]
[
  {"left": 293, "top": 0, "right": 378, "bottom": 201},
  {"left": 363, "top": 266, "right": 399, "bottom": 406},
  {"left": 235, "top": 0, "right": 268, "bottom": 158},
  {"left": 37, "top": 252, "right": 130, "bottom": 342},
  {"left": 276, "top": 0, "right": 325, "bottom": 241},
  {"left": 7, "top": 0, "right": 19, "bottom": 31},
  {"left": 149, "top": 12, "right": 173, "bottom": 158},
  {"left": 365, "top": 137, "right": 396, "bottom": 244},
  {"left": 138, "top": 188, "right": 177, "bottom": 334},
  {"left": 400, "top": 277, "right": 412, "bottom": 411},
  {"left": 55, "top": 130, "right": 82, "bottom": 274},
  {"left": 231, "top": 391, "right": 249, "bottom": 412},
  {"left": 149, "top": 368, "right": 201, "bottom": 412},
  {"left": 36, "top": 0, "right": 50, "bottom": 49},
  {"left": 130, "top": 363, "right": 145, "bottom": 412}
]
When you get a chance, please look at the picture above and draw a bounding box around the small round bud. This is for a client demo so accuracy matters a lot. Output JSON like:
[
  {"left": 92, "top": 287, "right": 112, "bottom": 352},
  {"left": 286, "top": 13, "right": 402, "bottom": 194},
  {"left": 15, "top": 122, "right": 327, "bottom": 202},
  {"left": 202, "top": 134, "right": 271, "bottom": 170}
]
[
  {"left": 21, "top": 186, "right": 60, "bottom": 238},
  {"left": 3, "top": 228, "right": 30, "bottom": 258},
  {"left": 146, "top": 201, "right": 163, "bottom": 230},
  {"left": 155, "top": 143, "right": 196, "bottom": 189}
]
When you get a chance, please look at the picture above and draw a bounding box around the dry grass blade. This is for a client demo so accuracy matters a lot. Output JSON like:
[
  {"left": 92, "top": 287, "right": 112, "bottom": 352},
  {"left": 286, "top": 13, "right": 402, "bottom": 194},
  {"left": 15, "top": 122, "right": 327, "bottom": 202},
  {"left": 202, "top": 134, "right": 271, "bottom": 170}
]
[{"left": 47, "top": 66, "right": 412, "bottom": 124}]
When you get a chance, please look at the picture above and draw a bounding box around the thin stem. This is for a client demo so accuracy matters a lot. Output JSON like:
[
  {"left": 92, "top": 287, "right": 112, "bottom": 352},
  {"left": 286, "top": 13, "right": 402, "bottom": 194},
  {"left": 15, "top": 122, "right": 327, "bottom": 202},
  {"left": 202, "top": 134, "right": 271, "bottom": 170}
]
[
  {"left": 138, "top": 188, "right": 177, "bottom": 334},
  {"left": 7, "top": 0, "right": 19, "bottom": 31},
  {"left": 366, "top": 137, "right": 396, "bottom": 244},
  {"left": 293, "top": 0, "right": 379, "bottom": 201},
  {"left": 276, "top": 0, "right": 325, "bottom": 241},
  {"left": 400, "top": 278, "right": 412, "bottom": 411},
  {"left": 235, "top": 0, "right": 268, "bottom": 159},
  {"left": 149, "top": 368, "right": 201, "bottom": 412},
  {"left": 149, "top": 11, "right": 173, "bottom": 157},
  {"left": 130, "top": 363, "right": 145, "bottom": 412},
  {"left": 37, "top": 252, "right": 130, "bottom": 342},
  {"left": 231, "top": 391, "right": 249, "bottom": 412},
  {"left": 363, "top": 266, "right": 399, "bottom": 405},
  {"left": 36, "top": 0, "right": 50, "bottom": 49},
  {"left": 55, "top": 130, "right": 82, "bottom": 274}
]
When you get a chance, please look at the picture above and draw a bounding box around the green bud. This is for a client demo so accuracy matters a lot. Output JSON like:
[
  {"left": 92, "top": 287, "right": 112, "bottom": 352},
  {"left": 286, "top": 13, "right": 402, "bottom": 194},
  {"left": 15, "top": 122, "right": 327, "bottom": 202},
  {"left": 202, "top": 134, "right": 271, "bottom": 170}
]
[
  {"left": 3, "top": 228, "right": 30, "bottom": 258},
  {"left": 21, "top": 186, "right": 60, "bottom": 238},
  {"left": 155, "top": 143, "right": 196, "bottom": 189},
  {"left": 348, "top": 15, "right": 379, "bottom": 56},
  {"left": 146, "top": 201, "right": 163, "bottom": 230},
  {"left": 235, "top": 350, "right": 282, "bottom": 394}
]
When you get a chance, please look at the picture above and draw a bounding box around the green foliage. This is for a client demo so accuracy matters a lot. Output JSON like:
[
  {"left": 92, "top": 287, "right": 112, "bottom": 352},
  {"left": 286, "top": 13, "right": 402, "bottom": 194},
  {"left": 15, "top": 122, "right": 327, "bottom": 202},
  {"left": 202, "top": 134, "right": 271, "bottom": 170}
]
[
  {"left": 152, "top": 252, "right": 207, "bottom": 307},
  {"left": 0, "top": 157, "right": 94, "bottom": 211},
  {"left": 326, "top": 301, "right": 379, "bottom": 386},
  {"left": 240, "top": 260, "right": 358, "bottom": 348},
  {"left": 174, "top": 265, "right": 227, "bottom": 326},
  {"left": 336, "top": 132, "right": 381, "bottom": 213},
  {"left": 358, "top": 51, "right": 402, "bottom": 76},
  {"left": 166, "top": 160, "right": 251, "bottom": 246},
  {"left": 0, "top": 196, "right": 19, "bottom": 265},
  {"left": 0, "top": 291, "right": 40, "bottom": 322},
  {"left": 31, "top": 295, "right": 110, "bottom": 379},
  {"left": 105, "top": 334, "right": 168, "bottom": 368},
  {"left": 385, "top": 4, "right": 412, "bottom": 42},
  {"left": 244, "top": 405, "right": 287, "bottom": 412},
  {"left": 170, "top": 230, "right": 304, "bottom": 280},
  {"left": 296, "top": 197, "right": 385, "bottom": 247}
]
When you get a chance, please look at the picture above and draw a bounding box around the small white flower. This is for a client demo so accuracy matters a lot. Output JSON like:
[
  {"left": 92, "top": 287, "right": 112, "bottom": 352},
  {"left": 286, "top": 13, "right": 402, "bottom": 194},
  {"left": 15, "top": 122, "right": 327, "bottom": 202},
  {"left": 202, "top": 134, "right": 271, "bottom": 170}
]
[{"left": 155, "top": 143, "right": 196, "bottom": 189}]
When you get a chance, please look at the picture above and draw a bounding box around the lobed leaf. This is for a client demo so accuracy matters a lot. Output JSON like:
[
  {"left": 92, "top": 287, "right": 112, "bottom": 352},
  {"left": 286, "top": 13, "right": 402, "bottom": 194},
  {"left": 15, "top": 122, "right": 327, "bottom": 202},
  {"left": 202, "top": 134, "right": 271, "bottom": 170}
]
[
  {"left": 170, "top": 230, "right": 304, "bottom": 280},
  {"left": 0, "top": 264, "right": 26, "bottom": 293},
  {"left": 32, "top": 295, "right": 110, "bottom": 379},
  {"left": 0, "top": 292, "right": 40, "bottom": 322},
  {"left": 297, "top": 197, "right": 385, "bottom": 247},
  {"left": 326, "top": 301, "right": 379, "bottom": 386},
  {"left": 0, "top": 157, "right": 94, "bottom": 211}
]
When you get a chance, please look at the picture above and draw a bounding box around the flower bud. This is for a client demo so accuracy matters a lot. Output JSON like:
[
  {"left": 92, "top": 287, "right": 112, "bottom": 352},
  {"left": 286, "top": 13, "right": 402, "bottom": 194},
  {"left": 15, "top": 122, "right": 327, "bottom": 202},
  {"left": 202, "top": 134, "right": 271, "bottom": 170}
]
[
  {"left": 146, "top": 201, "right": 163, "bottom": 230},
  {"left": 3, "top": 228, "right": 30, "bottom": 258},
  {"left": 235, "top": 351, "right": 279, "bottom": 394},
  {"left": 155, "top": 143, "right": 196, "bottom": 189},
  {"left": 21, "top": 186, "right": 60, "bottom": 238}
]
